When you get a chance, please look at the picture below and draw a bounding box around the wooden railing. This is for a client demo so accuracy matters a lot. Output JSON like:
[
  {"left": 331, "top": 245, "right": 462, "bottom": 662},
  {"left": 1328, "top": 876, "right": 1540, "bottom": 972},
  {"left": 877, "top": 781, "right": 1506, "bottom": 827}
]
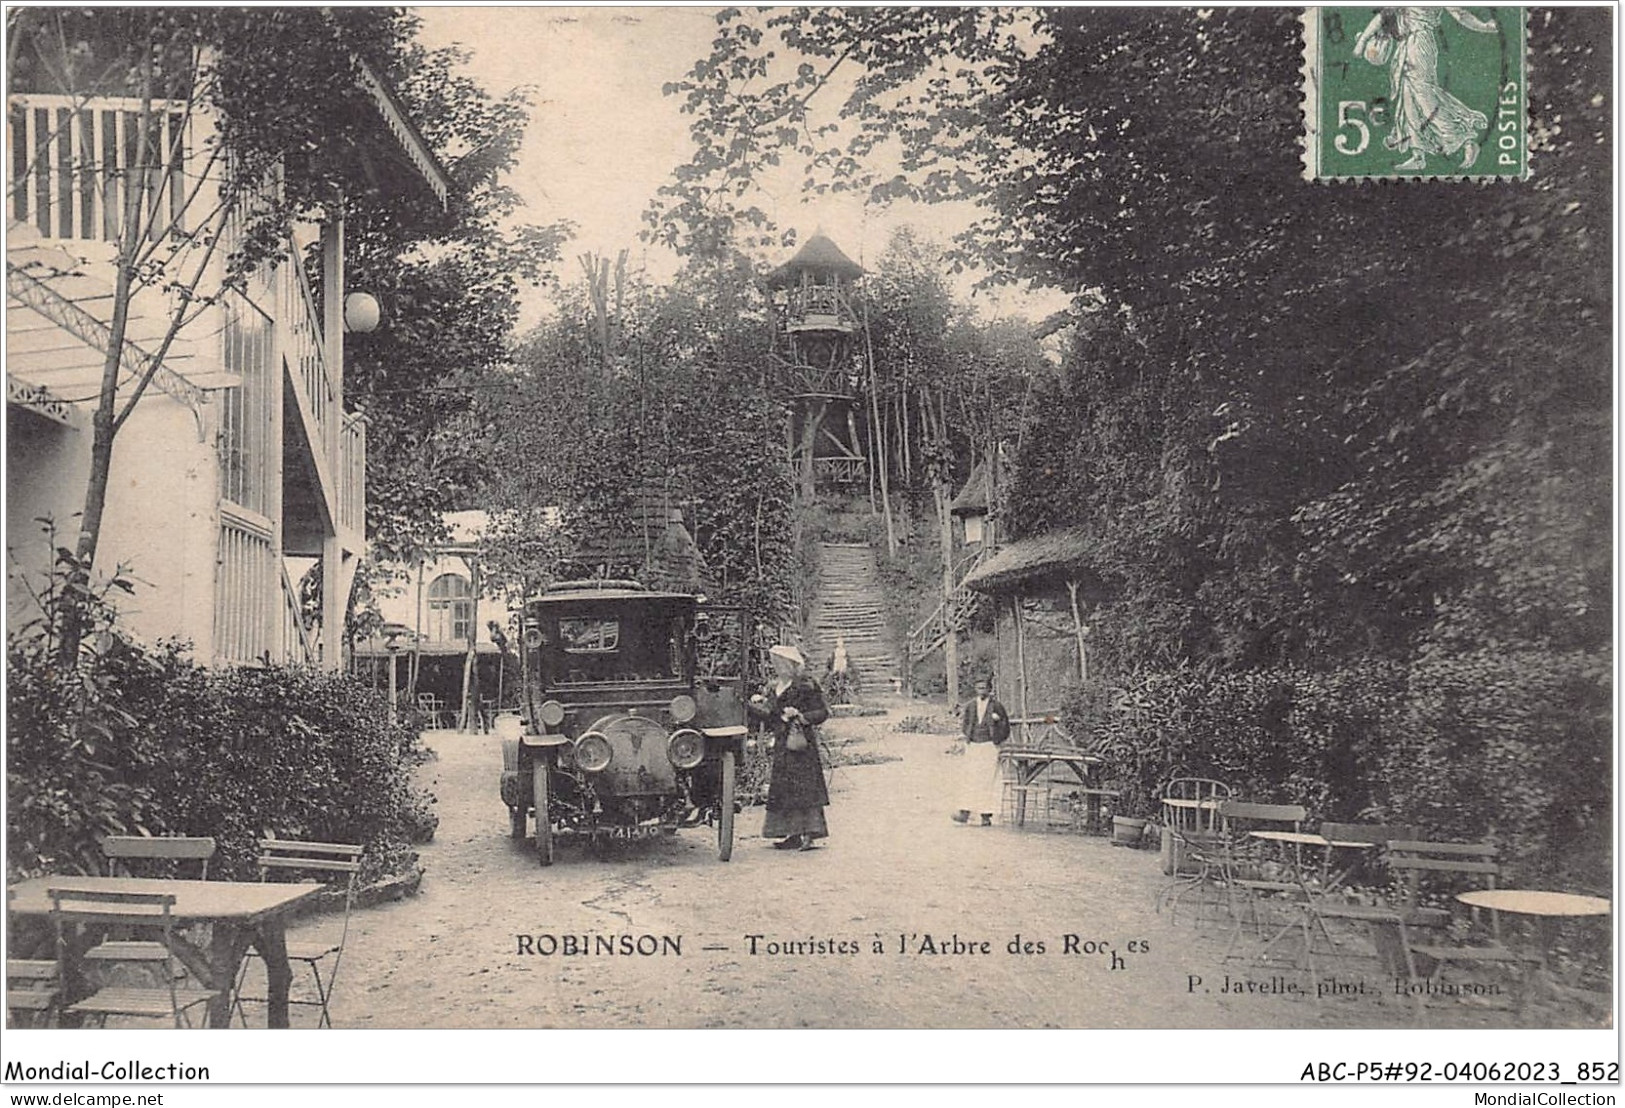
[
  {"left": 215, "top": 510, "right": 276, "bottom": 665},
  {"left": 8, "top": 93, "right": 189, "bottom": 242},
  {"left": 218, "top": 302, "right": 275, "bottom": 516},
  {"left": 339, "top": 412, "right": 366, "bottom": 535},
  {"left": 786, "top": 284, "right": 858, "bottom": 330},
  {"left": 280, "top": 242, "right": 333, "bottom": 455},
  {"left": 280, "top": 562, "right": 315, "bottom": 666},
  {"left": 905, "top": 549, "right": 987, "bottom": 662},
  {"left": 813, "top": 456, "right": 867, "bottom": 486}
]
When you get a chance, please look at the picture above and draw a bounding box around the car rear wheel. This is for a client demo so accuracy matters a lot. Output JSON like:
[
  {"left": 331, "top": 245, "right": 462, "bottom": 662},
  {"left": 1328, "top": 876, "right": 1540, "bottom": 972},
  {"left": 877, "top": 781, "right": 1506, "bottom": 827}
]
[
  {"left": 717, "top": 748, "right": 736, "bottom": 862},
  {"left": 533, "top": 761, "right": 554, "bottom": 867}
]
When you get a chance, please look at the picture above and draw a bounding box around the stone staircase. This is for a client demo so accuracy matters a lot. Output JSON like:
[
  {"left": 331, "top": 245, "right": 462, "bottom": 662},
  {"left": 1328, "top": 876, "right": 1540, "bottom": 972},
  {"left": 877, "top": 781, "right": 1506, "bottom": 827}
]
[{"left": 806, "top": 542, "right": 898, "bottom": 692}]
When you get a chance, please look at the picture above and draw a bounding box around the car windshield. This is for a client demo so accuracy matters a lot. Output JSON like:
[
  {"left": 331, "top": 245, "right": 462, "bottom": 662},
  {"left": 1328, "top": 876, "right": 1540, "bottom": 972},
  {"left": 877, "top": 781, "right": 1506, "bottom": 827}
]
[
  {"left": 560, "top": 617, "right": 619, "bottom": 654},
  {"left": 539, "top": 600, "right": 691, "bottom": 684}
]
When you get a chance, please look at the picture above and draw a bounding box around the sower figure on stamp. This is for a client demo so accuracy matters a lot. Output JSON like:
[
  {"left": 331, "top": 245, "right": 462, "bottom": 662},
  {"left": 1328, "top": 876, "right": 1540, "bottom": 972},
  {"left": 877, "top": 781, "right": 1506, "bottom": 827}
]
[
  {"left": 1354, "top": 7, "right": 1499, "bottom": 171},
  {"left": 748, "top": 644, "right": 831, "bottom": 851},
  {"left": 954, "top": 676, "right": 1010, "bottom": 827}
]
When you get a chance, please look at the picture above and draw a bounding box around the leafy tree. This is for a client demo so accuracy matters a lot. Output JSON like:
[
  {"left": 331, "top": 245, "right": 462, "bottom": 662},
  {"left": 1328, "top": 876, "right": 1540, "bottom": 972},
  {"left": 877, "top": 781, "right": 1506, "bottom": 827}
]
[
  {"left": 487, "top": 254, "right": 796, "bottom": 625},
  {"left": 341, "top": 34, "right": 572, "bottom": 564}
]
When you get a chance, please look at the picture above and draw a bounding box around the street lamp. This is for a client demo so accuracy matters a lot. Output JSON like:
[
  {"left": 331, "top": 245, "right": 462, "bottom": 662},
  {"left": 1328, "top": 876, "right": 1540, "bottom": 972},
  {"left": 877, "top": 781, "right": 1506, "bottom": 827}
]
[{"left": 383, "top": 623, "right": 410, "bottom": 726}]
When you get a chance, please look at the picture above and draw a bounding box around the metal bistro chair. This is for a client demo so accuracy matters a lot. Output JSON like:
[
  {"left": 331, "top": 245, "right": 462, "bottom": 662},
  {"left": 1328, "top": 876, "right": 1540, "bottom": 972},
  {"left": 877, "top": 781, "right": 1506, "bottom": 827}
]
[
  {"left": 416, "top": 693, "right": 447, "bottom": 729},
  {"left": 49, "top": 889, "right": 218, "bottom": 1028},
  {"left": 232, "top": 839, "right": 363, "bottom": 1028},
  {"left": 85, "top": 836, "right": 216, "bottom": 975},
  {"left": 1154, "top": 778, "right": 1236, "bottom": 926}
]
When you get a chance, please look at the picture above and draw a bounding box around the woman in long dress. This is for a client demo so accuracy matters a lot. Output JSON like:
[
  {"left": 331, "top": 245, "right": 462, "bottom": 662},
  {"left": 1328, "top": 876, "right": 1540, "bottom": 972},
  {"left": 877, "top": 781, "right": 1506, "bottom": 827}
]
[
  {"left": 1355, "top": 8, "right": 1499, "bottom": 171},
  {"left": 748, "top": 645, "right": 831, "bottom": 851}
]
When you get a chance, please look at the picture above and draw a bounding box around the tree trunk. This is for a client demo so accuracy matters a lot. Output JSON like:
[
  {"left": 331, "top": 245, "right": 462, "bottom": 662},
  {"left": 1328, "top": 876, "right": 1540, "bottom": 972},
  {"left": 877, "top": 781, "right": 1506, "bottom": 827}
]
[
  {"left": 59, "top": 57, "right": 157, "bottom": 665},
  {"left": 937, "top": 475, "right": 959, "bottom": 711}
]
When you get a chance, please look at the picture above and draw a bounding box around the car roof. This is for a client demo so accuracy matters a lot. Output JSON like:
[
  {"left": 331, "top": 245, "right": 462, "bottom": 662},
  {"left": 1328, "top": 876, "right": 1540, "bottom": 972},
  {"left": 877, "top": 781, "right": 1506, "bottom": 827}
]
[{"left": 527, "top": 585, "right": 697, "bottom": 605}]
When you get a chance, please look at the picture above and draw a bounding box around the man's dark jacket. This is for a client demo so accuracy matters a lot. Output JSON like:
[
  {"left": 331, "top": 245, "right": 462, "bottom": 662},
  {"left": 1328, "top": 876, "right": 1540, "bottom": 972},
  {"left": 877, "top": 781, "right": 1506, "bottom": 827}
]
[{"left": 961, "top": 695, "right": 1011, "bottom": 745}]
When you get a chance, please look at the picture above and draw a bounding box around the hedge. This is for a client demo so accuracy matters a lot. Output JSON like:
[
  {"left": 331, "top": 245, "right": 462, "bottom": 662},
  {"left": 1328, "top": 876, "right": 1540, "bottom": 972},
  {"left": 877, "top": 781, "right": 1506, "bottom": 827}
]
[
  {"left": 7, "top": 581, "right": 435, "bottom": 885},
  {"left": 1063, "top": 651, "right": 1609, "bottom": 889}
]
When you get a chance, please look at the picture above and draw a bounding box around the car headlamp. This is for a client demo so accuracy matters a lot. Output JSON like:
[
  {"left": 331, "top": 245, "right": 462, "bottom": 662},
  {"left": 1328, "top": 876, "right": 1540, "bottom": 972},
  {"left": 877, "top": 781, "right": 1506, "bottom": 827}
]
[
  {"left": 667, "top": 728, "right": 705, "bottom": 770},
  {"left": 574, "top": 731, "right": 613, "bottom": 773}
]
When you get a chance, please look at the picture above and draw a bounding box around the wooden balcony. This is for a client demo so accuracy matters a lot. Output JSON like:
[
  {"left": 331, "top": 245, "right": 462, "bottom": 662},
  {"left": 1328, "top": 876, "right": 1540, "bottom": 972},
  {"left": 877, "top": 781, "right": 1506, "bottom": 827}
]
[
  {"left": 785, "top": 284, "right": 858, "bottom": 334},
  {"left": 8, "top": 93, "right": 190, "bottom": 243}
]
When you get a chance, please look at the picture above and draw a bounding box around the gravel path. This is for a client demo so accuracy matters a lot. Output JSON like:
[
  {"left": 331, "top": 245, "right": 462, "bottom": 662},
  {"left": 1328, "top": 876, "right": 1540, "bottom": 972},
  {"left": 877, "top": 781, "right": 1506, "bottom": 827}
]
[{"left": 254, "top": 700, "right": 1553, "bottom": 1030}]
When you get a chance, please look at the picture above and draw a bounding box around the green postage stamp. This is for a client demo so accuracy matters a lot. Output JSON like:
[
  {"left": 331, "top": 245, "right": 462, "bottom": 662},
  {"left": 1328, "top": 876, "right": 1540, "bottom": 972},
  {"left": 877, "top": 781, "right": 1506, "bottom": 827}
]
[{"left": 1303, "top": 7, "right": 1528, "bottom": 180}]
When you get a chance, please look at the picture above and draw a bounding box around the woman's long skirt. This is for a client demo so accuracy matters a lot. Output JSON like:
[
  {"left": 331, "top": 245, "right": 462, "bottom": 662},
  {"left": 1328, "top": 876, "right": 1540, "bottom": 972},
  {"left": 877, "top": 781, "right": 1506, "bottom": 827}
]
[{"left": 763, "top": 736, "right": 830, "bottom": 840}]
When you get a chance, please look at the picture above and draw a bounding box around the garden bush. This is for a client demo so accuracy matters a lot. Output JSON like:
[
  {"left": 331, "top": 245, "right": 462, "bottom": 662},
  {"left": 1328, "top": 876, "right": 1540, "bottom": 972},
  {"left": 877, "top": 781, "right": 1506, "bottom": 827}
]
[
  {"left": 1060, "top": 653, "right": 1609, "bottom": 888},
  {"left": 7, "top": 555, "right": 434, "bottom": 886}
]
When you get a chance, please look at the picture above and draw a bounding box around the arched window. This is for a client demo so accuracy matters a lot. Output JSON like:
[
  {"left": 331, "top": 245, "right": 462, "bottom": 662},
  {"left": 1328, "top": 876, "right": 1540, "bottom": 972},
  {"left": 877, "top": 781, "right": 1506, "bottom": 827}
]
[{"left": 427, "top": 573, "right": 474, "bottom": 643}]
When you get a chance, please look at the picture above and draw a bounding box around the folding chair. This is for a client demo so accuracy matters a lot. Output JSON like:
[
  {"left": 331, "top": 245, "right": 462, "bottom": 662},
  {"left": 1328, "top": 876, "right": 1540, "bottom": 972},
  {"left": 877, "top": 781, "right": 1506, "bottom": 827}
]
[
  {"left": 7, "top": 891, "right": 59, "bottom": 1028},
  {"left": 86, "top": 836, "right": 216, "bottom": 972},
  {"left": 6, "top": 958, "right": 59, "bottom": 1027},
  {"left": 48, "top": 889, "right": 218, "bottom": 1028},
  {"left": 1214, "top": 801, "right": 1311, "bottom": 963},
  {"left": 416, "top": 693, "right": 446, "bottom": 729},
  {"left": 1305, "top": 822, "right": 1426, "bottom": 968},
  {"left": 818, "top": 731, "right": 850, "bottom": 790},
  {"left": 232, "top": 840, "right": 363, "bottom": 1028},
  {"left": 99, "top": 834, "right": 216, "bottom": 880},
  {"left": 1387, "top": 841, "right": 1539, "bottom": 1023}
]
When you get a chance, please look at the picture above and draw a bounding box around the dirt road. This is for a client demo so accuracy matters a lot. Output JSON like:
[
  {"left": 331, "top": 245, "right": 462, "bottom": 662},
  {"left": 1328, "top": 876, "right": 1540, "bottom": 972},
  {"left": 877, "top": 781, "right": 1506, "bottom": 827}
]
[{"left": 284, "top": 702, "right": 1529, "bottom": 1030}]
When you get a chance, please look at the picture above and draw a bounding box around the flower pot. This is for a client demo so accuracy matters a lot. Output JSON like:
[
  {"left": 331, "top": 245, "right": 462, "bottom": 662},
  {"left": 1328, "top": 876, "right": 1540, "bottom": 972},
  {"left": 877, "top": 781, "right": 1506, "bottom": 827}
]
[
  {"left": 1112, "top": 815, "right": 1148, "bottom": 847},
  {"left": 1160, "top": 823, "right": 1179, "bottom": 873}
]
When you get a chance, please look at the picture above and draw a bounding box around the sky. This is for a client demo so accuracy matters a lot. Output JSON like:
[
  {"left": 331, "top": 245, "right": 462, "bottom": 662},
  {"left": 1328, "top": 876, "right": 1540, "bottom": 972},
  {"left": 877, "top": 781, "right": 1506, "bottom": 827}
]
[{"left": 410, "top": 5, "right": 1070, "bottom": 325}]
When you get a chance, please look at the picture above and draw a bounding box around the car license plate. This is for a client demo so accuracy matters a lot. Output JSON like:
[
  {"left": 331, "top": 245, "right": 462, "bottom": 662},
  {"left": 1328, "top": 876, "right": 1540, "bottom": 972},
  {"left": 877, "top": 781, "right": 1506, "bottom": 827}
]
[{"left": 606, "top": 822, "right": 664, "bottom": 841}]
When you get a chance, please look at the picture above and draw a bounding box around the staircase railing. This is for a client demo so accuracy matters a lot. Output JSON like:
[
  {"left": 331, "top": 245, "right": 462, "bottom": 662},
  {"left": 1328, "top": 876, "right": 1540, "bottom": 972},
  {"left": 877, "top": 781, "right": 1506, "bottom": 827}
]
[{"left": 905, "top": 549, "right": 986, "bottom": 663}]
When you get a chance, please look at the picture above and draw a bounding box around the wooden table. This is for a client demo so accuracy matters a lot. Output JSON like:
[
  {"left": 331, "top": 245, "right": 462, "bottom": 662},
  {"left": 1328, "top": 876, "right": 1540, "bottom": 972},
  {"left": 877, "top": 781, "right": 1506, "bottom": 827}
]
[
  {"left": 10, "top": 876, "right": 322, "bottom": 1028},
  {"left": 998, "top": 746, "right": 1111, "bottom": 829}
]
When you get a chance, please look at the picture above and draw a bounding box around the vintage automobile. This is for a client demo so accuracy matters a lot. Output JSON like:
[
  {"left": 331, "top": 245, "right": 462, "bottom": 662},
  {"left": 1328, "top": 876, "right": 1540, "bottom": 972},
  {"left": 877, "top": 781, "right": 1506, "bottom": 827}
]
[{"left": 499, "top": 580, "right": 750, "bottom": 865}]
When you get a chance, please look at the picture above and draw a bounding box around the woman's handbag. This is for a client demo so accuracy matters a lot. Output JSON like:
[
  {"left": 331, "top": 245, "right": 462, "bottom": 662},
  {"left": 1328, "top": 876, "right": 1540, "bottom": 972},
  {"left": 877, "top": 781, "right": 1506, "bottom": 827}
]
[{"left": 785, "top": 724, "right": 810, "bottom": 753}]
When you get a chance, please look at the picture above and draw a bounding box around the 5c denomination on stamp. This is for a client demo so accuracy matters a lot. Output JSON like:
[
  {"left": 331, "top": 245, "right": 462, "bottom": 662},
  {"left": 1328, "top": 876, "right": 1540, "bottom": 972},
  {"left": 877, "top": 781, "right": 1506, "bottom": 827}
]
[{"left": 1303, "top": 7, "right": 1528, "bottom": 180}]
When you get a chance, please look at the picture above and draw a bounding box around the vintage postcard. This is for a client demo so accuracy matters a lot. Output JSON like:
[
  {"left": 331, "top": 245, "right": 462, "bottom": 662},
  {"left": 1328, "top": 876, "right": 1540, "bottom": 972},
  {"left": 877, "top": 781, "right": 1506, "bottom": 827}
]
[{"left": 2, "top": 3, "right": 1615, "bottom": 1094}]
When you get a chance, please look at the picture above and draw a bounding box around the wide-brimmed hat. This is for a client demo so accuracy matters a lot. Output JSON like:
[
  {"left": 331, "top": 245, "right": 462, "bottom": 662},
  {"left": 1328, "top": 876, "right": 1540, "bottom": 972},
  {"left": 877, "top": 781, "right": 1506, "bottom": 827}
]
[{"left": 768, "top": 644, "right": 806, "bottom": 667}]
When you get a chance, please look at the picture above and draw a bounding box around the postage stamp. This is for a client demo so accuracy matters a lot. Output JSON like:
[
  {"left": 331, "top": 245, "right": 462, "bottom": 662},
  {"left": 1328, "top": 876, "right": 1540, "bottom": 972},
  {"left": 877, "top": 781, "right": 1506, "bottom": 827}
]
[{"left": 1303, "top": 7, "right": 1528, "bottom": 180}]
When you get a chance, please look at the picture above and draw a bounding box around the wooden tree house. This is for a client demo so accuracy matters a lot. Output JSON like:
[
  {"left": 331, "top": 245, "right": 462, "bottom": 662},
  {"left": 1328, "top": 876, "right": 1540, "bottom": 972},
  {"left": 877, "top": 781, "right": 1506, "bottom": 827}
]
[{"left": 766, "top": 233, "right": 867, "bottom": 500}]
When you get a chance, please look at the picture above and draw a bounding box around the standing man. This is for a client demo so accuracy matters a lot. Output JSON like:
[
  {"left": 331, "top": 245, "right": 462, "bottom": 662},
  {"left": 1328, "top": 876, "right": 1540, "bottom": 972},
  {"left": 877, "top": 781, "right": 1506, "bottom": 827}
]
[{"left": 954, "top": 676, "right": 1010, "bottom": 826}]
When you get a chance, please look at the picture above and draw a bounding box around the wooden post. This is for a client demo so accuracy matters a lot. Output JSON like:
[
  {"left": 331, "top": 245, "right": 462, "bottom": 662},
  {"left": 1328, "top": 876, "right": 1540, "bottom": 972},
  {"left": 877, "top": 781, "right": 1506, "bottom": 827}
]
[
  {"left": 1066, "top": 578, "right": 1088, "bottom": 682},
  {"left": 318, "top": 212, "right": 345, "bottom": 670},
  {"left": 409, "top": 560, "right": 424, "bottom": 697},
  {"left": 1013, "top": 593, "right": 1030, "bottom": 743},
  {"left": 937, "top": 476, "right": 959, "bottom": 711},
  {"left": 461, "top": 557, "right": 482, "bottom": 731}
]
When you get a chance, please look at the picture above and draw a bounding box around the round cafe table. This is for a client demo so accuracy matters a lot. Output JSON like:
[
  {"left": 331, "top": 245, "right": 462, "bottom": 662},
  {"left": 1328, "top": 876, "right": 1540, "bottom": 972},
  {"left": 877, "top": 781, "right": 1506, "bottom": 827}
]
[
  {"left": 1456, "top": 890, "right": 1610, "bottom": 918},
  {"left": 1455, "top": 890, "right": 1610, "bottom": 998}
]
